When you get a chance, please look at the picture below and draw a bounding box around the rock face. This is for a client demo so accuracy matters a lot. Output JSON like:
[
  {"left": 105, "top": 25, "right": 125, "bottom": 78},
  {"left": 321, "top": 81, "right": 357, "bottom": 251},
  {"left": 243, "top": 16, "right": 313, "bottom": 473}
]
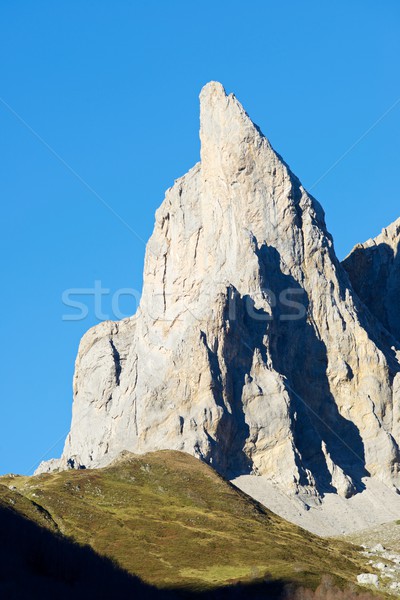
[
  {"left": 357, "top": 573, "right": 379, "bottom": 588},
  {"left": 37, "top": 82, "right": 400, "bottom": 500},
  {"left": 343, "top": 218, "right": 400, "bottom": 343}
]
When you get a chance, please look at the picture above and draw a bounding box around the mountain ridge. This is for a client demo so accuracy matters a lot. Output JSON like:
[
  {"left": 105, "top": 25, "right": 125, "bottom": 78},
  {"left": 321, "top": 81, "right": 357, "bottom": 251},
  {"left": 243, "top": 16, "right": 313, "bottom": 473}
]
[{"left": 343, "top": 218, "right": 400, "bottom": 344}]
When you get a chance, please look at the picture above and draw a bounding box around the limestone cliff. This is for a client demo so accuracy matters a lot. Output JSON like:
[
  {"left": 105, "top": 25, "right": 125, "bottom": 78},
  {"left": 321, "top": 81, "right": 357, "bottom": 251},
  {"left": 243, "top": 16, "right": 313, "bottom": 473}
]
[
  {"left": 37, "top": 82, "right": 400, "bottom": 500},
  {"left": 343, "top": 218, "right": 400, "bottom": 343}
]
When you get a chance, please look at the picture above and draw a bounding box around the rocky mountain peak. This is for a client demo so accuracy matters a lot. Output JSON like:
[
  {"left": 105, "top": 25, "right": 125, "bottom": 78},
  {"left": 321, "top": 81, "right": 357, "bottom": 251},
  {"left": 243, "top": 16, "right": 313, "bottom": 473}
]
[
  {"left": 36, "top": 83, "right": 400, "bottom": 509},
  {"left": 199, "top": 81, "right": 265, "bottom": 177},
  {"left": 343, "top": 217, "right": 400, "bottom": 343}
]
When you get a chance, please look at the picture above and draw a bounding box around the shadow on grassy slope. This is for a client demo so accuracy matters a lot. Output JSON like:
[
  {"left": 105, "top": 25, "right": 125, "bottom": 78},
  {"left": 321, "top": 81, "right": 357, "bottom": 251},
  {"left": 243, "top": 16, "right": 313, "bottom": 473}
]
[
  {"left": 0, "top": 504, "right": 379, "bottom": 600},
  {"left": 0, "top": 504, "right": 176, "bottom": 600}
]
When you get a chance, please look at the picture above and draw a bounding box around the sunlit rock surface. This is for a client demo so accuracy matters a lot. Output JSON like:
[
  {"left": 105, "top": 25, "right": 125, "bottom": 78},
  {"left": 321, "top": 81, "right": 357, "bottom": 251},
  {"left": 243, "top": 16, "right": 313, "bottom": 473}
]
[{"left": 37, "top": 83, "right": 400, "bottom": 505}]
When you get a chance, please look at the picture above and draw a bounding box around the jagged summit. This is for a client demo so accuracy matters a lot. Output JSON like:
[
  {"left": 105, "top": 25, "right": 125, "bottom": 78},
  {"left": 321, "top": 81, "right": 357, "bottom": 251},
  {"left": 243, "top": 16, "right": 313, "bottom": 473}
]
[
  {"left": 375, "top": 216, "right": 400, "bottom": 243},
  {"left": 344, "top": 217, "right": 400, "bottom": 259},
  {"left": 343, "top": 217, "right": 400, "bottom": 343},
  {"left": 199, "top": 80, "right": 264, "bottom": 152},
  {"left": 199, "top": 80, "right": 285, "bottom": 201},
  {"left": 199, "top": 80, "right": 227, "bottom": 102},
  {"left": 37, "top": 83, "right": 400, "bottom": 511}
]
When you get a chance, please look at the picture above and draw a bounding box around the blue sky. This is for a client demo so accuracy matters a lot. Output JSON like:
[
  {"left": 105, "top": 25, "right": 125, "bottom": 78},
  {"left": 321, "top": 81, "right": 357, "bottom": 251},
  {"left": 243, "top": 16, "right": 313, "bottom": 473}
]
[{"left": 1, "top": 1, "right": 399, "bottom": 474}]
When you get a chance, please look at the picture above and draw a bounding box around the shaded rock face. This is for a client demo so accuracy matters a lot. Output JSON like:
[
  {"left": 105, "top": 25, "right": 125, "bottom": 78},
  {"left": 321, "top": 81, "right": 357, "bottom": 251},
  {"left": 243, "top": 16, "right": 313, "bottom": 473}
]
[
  {"left": 343, "top": 219, "right": 400, "bottom": 344},
  {"left": 38, "top": 82, "right": 400, "bottom": 498}
]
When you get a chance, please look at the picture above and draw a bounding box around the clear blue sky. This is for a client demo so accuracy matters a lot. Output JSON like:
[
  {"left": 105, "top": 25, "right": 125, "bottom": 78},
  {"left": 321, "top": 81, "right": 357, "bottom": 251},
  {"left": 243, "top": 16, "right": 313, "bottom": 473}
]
[{"left": 1, "top": 1, "right": 399, "bottom": 474}]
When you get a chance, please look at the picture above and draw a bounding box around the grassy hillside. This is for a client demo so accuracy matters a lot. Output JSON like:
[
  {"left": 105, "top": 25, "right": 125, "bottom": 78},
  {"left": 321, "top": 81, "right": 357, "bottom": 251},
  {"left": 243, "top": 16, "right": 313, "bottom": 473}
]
[
  {"left": 0, "top": 451, "right": 379, "bottom": 595},
  {"left": 0, "top": 500, "right": 173, "bottom": 599}
]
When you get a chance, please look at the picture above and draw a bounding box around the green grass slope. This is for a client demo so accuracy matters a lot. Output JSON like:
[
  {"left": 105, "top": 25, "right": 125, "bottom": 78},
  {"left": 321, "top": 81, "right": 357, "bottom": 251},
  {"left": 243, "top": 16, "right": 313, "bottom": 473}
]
[
  {"left": 0, "top": 497, "right": 176, "bottom": 599},
  {"left": 0, "top": 451, "right": 379, "bottom": 595}
]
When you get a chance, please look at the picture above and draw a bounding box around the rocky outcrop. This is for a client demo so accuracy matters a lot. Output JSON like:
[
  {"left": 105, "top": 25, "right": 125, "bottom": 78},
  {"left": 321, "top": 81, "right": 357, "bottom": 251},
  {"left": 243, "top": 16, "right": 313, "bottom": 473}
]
[
  {"left": 343, "top": 218, "right": 400, "bottom": 343},
  {"left": 37, "top": 82, "right": 400, "bottom": 500}
]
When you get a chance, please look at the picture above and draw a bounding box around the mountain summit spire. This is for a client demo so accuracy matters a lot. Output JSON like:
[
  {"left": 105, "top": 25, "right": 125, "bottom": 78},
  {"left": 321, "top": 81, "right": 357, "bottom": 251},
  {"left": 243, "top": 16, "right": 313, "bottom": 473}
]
[
  {"left": 199, "top": 81, "right": 267, "bottom": 184},
  {"left": 37, "top": 84, "right": 400, "bottom": 510}
]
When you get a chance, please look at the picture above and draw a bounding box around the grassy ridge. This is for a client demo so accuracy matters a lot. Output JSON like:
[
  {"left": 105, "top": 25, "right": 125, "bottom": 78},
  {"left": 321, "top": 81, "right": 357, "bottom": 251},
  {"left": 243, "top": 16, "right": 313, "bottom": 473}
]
[{"left": 0, "top": 450, "right": 377, "bottom": 593}]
